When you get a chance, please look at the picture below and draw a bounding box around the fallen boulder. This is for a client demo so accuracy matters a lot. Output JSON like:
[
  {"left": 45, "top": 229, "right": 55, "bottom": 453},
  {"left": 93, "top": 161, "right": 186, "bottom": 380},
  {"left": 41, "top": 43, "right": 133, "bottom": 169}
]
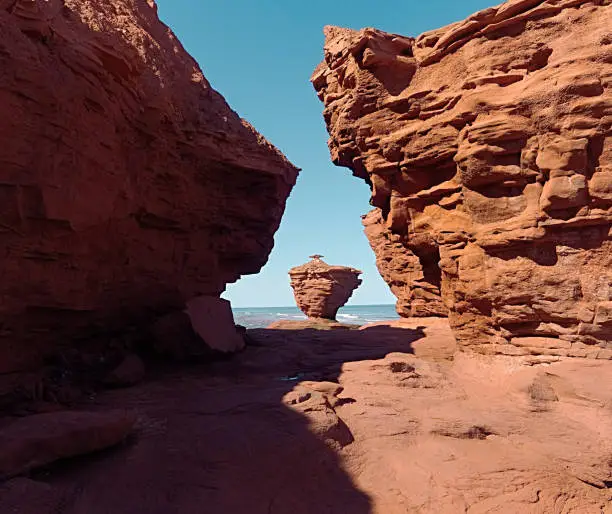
[
  {"left": 186, "top": 296, "right": 245, "bottom": 353},
  {"left": 0, "top": 410, "right": 136, "bottom": 479}
]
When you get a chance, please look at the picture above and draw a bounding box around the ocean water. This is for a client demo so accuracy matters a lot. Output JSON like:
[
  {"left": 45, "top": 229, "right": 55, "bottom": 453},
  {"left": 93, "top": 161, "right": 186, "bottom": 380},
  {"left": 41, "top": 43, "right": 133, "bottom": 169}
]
[{"left": 232, "top": 304, "right": 399, "bottom": 329}]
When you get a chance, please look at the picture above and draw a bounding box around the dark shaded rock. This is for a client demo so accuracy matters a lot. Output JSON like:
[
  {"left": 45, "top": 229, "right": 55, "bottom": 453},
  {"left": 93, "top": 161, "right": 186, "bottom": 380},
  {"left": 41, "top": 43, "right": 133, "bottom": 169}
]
[
  {"left": 0, "top": 410, "right": 136, "bottom": 479},
  {"left": 0, "top": 0, "right": 298, "bottom": 374},
  {"left": 0, "top": 478, "right": 63, "bottom": 514},
  {"left": 149, "top": 311, "right": 209, "bottom": 361},
  {"left": 103, "top": 354, "right": 145, "bottom": 388}
]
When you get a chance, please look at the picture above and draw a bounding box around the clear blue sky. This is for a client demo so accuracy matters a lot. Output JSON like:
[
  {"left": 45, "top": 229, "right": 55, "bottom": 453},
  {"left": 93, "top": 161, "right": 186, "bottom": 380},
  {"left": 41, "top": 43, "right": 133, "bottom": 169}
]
[{"left": 155, "top": 0, "right": 495, "bottom": 307}]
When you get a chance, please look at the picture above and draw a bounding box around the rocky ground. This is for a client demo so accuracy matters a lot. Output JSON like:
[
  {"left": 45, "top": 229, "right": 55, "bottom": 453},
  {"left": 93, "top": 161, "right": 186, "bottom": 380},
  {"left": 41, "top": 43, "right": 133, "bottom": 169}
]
[{"left": 1, "top": 318, "right": 610, "bottom": 513}]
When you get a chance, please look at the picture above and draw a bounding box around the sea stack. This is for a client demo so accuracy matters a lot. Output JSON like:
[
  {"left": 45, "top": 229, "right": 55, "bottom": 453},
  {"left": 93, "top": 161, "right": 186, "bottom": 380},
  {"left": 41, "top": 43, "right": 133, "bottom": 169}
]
[{"left": 289, "top": 255, "right": 362, "bottom": 320}]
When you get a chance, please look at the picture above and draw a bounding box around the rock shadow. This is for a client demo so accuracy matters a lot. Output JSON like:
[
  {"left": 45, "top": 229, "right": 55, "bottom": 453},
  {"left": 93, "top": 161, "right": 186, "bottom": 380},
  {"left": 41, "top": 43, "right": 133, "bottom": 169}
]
[
  {"left": 0, "top": 325, "right": 424, "bottom": 513},
  {"left": 241, "top": 325, "right": 425, "bottom": 381}
]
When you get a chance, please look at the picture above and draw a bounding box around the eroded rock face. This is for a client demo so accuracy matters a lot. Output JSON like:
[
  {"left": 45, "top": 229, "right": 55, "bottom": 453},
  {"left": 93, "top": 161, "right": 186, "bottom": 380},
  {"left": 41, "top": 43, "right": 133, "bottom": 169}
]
[
  {"left": 289, "top": 256, "right": 362, "bottom": 320},
  {"left": 0, "top": 0, "right": 298, "bottom": 373},
  {"left": 363, "top": 209, "right": 449, "bottom": 318},
  {"left": 313, "top": 0, "right": 612, "bottom": 358}
]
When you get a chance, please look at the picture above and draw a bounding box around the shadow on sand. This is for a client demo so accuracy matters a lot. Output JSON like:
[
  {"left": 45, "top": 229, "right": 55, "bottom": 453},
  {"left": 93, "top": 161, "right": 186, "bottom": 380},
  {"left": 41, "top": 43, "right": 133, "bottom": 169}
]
[{"left": 12, "top": 326, "right": 425, "bottom": 514}]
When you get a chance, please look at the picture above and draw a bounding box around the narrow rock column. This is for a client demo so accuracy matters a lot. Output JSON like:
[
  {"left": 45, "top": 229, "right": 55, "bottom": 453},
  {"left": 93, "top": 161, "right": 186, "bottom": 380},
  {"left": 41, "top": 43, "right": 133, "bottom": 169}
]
[{"left": 289, "top": 255, "right": 362, "bottom": 320}]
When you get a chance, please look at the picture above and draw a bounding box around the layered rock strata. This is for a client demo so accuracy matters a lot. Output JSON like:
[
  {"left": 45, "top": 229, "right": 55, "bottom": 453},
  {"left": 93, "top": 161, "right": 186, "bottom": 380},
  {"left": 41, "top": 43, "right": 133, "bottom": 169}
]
[
  {"left": 289, "top": 255, "right": 362, "bottom": 320},
  {"left": 312, "top": 0, "right": 612, "bottom": 357},
  {"left": 0, "top": 0, "right": 298, "bottom": 373}
]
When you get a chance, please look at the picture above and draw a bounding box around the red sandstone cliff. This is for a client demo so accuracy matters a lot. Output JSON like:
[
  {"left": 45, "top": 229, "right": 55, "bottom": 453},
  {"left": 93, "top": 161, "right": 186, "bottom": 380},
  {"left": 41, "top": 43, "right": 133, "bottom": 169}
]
[
  {"left": 0, "top": 0, "right": 298, "bottom": 373},
  {"left": 313, "top": 0, "right": 611, "bottom": 358}
]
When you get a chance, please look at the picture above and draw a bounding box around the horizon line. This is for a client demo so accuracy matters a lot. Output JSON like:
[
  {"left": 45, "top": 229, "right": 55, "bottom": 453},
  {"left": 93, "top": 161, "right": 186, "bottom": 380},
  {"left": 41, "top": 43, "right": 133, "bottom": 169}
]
[{"left": 231, "top": 303, "right": 396, "bottom": 309}]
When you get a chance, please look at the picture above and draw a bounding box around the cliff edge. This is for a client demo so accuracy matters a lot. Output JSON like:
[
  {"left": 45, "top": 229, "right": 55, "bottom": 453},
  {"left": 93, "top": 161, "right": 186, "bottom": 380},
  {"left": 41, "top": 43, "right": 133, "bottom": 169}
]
[
  {"left": 0, "top": 0, "right": 299, "bottom": 373},
  {"left": 313, "top": 0, "right": 611, "bottom": 358}
]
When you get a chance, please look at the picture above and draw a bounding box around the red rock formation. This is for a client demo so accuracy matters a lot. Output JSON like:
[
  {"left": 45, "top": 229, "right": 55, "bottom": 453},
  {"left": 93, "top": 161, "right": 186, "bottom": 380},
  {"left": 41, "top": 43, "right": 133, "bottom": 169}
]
[
  {"left": 186, "top": 296, "right": 246, "bottom": 353},
  {"left": 289, "top": 255, "right": 362, "bottom": 320},
  {"left": 0, "top": 0, "right": 298, "bottom": 373},
  {"left": 313, "top": 0, "right": 611, "bottom": 358},
  {"left": 363, "top": 210, "right": 448, "bottom": 318}
]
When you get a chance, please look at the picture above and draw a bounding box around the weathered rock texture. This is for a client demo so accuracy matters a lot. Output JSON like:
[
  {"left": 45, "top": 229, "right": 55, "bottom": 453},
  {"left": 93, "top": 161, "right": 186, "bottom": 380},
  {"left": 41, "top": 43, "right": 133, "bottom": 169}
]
[
  {"left": 289, "top": 255, "right": 362, "bottom": 320},
  {"left": 312, "top": 0, "right": 612, "bottom": 358},
  {"left": 0, "top": 0, "right": 298, "bottom": 373},
  {"left": 3, "top": 320, "right": 611, "bottom": 513}
]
